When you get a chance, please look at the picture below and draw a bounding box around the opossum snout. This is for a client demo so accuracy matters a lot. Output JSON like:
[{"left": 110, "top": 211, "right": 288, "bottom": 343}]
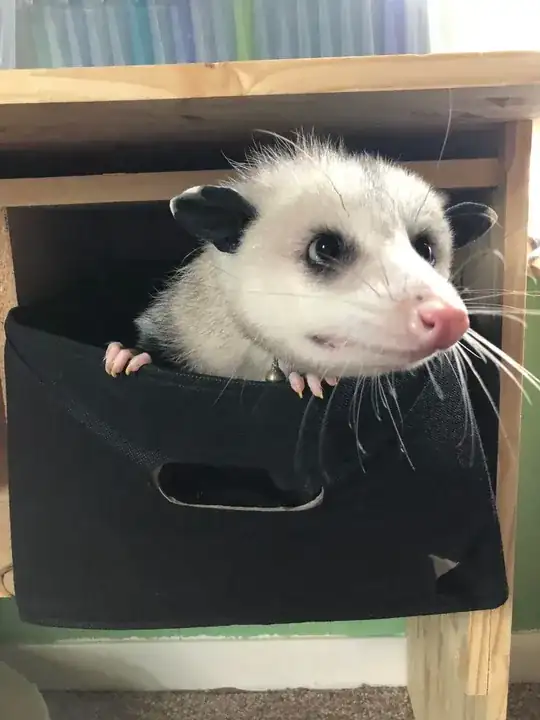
[{"left": 408, "top": 298, "right": 469, "bottom": 352}]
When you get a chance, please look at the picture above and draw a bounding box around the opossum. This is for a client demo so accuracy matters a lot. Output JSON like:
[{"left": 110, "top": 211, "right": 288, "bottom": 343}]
[{"left": 104, "top": 134, "right": 481, "bottom": 398}]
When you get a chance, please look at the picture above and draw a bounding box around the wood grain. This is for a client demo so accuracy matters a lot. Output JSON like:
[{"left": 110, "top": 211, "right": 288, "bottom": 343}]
[
  {"left": 0, "top": 159, "right": 499, "bottom": 208},
  {"left": 0, "top": 208, "right": 14, "bottom": 598},
  {"left": 0, "top": 53, "right": 539, "bottom": 154},
  {"left": 485, "top": 119, "right": 532, "bottom": 717},
  {"left": 0, "top": 210, "right": 16, "bottom": 411},
  {"left": 407, "top": 121, "right": 532, "bottom": 720},
  {"left": 2, "top": 52, "right": 540, "bottom": 103}
]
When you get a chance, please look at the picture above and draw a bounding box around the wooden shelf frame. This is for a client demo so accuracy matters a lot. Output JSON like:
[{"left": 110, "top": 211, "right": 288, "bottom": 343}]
[
  {"left": 0, "top": 53, "right": 537, "bottom": 718},
  {"left": 0, "top": 209, "right": 14, "bottom": 599},
  {"left": 0, "top": 52, "right": 539, "bottom": 153},
  {"left": 408, "top": 120, "right": 532, "bottom": 720},
  {"left": 0, "top": 159, "right": 498, "bottom": 208},
  {"left": 5, "top": 52, "right": 540, "bottom": 106}
]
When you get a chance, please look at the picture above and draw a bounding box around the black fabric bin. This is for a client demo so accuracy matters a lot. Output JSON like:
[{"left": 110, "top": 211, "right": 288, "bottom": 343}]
[{"left": 4, "top": 264, "right": 508, "bottom": 629}]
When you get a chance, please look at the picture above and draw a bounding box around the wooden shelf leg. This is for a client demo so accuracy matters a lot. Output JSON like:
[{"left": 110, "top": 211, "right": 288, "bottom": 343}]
[
  {"left": 407, "top": 119, "right": 532, "bottom": 719},
  {"left": 407, "top": 121, "right": 533, "bottom": 720},
  {"left": 0, "top": 208, "right": 16, "bottom": 597}
]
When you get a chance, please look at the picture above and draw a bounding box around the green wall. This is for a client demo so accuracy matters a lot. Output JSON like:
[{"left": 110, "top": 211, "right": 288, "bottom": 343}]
[
  {"left": 0, "top": 602, "right": 405, "bottom": 644},
  {"left": 513, "top": 281, "right": 540, "bottom": 630},
  {"left": 1, "top": 283, "right": 539, "bottom": 644}
]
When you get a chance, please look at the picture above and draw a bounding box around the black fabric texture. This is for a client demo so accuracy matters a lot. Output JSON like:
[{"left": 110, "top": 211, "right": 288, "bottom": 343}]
[{"left": 4, "top": 262, "right": 508, "bottom": 629}]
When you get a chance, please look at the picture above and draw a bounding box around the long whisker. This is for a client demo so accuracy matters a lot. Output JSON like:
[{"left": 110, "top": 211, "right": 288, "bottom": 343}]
[
  {"left": 454, "top": 343, "right": 512, "bottom": 454},
  {"left": 414, "top": 88, "right": 453, "bottom": 223},
  {"left": 425, "top": 359, "right": 445, "bottom": 401},
  {"left": 452, "top": 240, "right": 502, "bottom": 278},
  {"left": 352, "top": 376, "right": 368, "bottom": 462},
  {"left": 464, "top": 328, "right": 540, "bottom": 394},
  {"left": 460, "top": 292, "right": 540, "bottom": 306},
  {"left": 466, "top": 305, "right": 532, "bottom": 315},
  {"left": 380, "top": 375, "right": 414, "bottom": 469},
  {"left": 372, "top": 377, "right": 382, "bottom": 421},
  {"left": 386, "top": 373, "right": 403, "bottom": 426},
  {"left": 206, "top": 257, "right": 393, "bottom": 312},
  {"left": 445, "top": 347, "right": 475, "bottom": 450},
  {"left": 464, "top": 302, "right": 537, "bottom": 311},
  {"left": 293, "top": 393, "right": 317, "bottom": 478},
  {"left": 460, "top": 334, "right": 535, "bottom": 404},
  {"left": 466, "top": 309, "right": 527, "bottom": 326},
  {"left": 460, "top": 287, "right": 540, "bottom": 295},
  {"left": 318, "top": 380, "right": 341, "bottom": 485}
]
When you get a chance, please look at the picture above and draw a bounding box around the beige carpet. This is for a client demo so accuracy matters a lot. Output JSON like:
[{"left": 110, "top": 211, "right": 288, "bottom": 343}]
[{"left": 43, "top": 685, "right": 540, "bottom": 719}]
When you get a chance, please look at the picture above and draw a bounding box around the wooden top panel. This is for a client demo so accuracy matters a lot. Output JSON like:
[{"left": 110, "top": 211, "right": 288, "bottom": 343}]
[{"left": 0, "top": 52, "right": 539, "bottom": 153}]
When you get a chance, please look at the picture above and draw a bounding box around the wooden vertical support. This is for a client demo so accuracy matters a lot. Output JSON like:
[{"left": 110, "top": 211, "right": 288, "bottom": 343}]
[
  {"left": 0, "top": 208, "right": 16, "bottom": 597},
  {"left": 406, "top": 120, "right": 533, "bottom": 720}
]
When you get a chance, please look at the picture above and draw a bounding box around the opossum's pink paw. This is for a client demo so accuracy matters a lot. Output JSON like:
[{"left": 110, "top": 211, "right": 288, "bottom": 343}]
[
  {"left": 104, "top": 342, "right": 152, "bottom": 377},
  {"left": 287, "top": 372, "right": 339, "bottom": 399},
  {"left": 288, "top": 371, "right": 305, "bottom": 399},
  {"left": 104, "top": 342, "right": 123, "bottom": 376},
  {"left": 306, "top": 374, "right": 325, "bottom": 399},
  {"left": 125, "top": 352, "right": 153, "bottom": 375}
]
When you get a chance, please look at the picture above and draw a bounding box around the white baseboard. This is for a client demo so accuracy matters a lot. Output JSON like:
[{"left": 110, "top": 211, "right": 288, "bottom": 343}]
[
  {"left": 0, "top": 637, "right": 407, "bottom": 691},
  {"left": 0, "top": 631, "right": 538, "bottom": 692},
  {"left": 509, "top": 631, "right": 540, "bottom": 683}
]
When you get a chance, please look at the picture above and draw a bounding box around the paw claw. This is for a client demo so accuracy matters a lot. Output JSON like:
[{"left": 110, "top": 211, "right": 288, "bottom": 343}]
[
  {"left": 307, "top": 374, "right": 324, "bottom": 399},
  {"left": 286, "top": 371, "right": 339, "bottom": 399},
  {"left": 126, "top": 352, "right": 153, "bottom": 374},
  {"left": 288, "top": 371, "right": 305, "bottom": 399}
]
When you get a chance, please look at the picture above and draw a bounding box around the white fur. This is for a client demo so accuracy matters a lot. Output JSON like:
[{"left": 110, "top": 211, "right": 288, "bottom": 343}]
[{"left": 136, "top": 136, "right": 465, "bottom": 380}]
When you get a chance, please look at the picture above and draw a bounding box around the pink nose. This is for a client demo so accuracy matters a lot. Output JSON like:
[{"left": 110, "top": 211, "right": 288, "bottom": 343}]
[{"left": 413, "top": 300, "right": 470, "bottom": 351}]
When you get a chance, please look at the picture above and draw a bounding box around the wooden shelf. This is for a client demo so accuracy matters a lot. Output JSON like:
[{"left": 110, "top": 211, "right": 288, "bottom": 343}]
[
  {"left": 0, "top": 159, "right": 499, "bottom": 208},
  {"left": 0, "top": 53, "right": 537, "bottom": 718},
  {"left": 0, "top": 52, "right": 539, "bottom": 153}
]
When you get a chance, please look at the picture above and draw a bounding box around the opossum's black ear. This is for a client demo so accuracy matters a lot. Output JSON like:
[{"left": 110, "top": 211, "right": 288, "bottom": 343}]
[
  {"left": 170, "top": 185, "right": 256, "bottom": 253},
  {"left": 445, "top": 202, "right": 497, "bottom": 248}
]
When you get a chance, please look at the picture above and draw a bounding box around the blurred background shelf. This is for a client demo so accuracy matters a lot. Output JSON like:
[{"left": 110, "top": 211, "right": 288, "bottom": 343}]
[
  {"left": 0, "top": 0, "right": 433, "bottom": 70},
  {"left": 2, "top": 2, "right": 537, "bottom": 74}
]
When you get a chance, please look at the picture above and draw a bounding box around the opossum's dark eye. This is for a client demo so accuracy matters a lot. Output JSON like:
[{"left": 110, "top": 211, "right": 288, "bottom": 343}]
[
  {"left": 306, "top": 230, "right": 349, "bottom": 274},
  {"left": 412, "top": 231, "right": 436, "bottom": 266}
]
